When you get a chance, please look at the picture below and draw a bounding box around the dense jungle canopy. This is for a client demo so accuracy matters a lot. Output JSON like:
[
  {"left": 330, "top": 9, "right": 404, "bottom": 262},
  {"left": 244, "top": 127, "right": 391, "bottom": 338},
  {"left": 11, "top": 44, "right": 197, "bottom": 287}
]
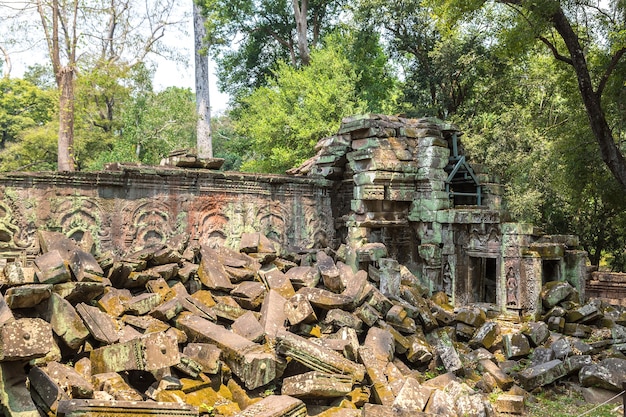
[{"left": 1, "top": 0, "right": 626, "bottom": 270}]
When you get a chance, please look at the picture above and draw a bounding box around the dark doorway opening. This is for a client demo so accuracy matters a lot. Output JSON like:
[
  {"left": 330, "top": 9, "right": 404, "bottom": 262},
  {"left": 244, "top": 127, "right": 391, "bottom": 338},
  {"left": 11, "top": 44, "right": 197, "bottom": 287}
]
[
  {"left": 542, "top": 260, "right": 561, "bottom": 284},
  {"left": 469, "top": 257, "right": 497, "bottom": 304}
]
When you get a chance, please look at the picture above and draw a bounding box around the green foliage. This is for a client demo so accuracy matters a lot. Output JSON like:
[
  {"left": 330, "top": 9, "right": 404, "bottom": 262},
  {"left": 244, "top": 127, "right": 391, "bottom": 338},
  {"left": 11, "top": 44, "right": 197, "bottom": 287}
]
[
  {"left": 211, "top": 115, "right": 251, "bottom": 171},
  {"left": 0, "top": 123, "right": 58, "bottom": 171},
  {"left": 234, "top": 42, "right": 366, "bottom": 173},
  {"left": 0, "top": 78, "right": 55, "bottom": 148},
  {"left": 89, "top": 86, "right": 197, "bottom": 169},
  {"left": 199, "top": 0, "right": 343, "bottom": 100}
]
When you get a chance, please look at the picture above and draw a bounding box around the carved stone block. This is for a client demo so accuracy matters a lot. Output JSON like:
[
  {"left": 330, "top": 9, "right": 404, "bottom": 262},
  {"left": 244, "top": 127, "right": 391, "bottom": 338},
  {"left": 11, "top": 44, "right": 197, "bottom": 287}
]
[
  {"left": 0, "top": 318, "right": 54, "bottom": 361},
  {"left": 281, "top": 371, "right": 353, "bottom": 398},
  {"left": 90, "top": 332, "right": 180, "bottom": 374}
]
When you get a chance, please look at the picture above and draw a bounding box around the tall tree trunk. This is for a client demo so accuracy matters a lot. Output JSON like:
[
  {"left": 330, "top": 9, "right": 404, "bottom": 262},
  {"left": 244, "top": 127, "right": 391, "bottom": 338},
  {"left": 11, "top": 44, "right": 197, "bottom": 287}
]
[
  {"left": 193, "top": 2, "right": 212, "bottom": 159},
  {"left": 58, "top": 66, "right": 76, "bottom": 171},
  {"left": 292, "top": 0, "right": 310, "bottom": 65},
  {"left": 550, "top": 8, "right": 626, "bottom": 191}
]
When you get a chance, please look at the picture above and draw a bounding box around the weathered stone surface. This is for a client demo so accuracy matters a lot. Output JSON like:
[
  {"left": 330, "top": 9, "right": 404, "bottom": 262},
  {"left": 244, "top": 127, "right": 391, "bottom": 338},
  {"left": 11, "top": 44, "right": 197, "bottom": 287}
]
[
  {"left": 284, "top": 293, "right": 317, "bottom": 325},
  {"left": 0, "top": 318, "right": 54, "bottom": 361},
  {"left": 517, "top": 359, "right": 565, "bottom": 391},
  {"left": 56, "top": 399, "right": 199, "bottom": 417},
  {"left": 76, "top": 303, "right": 121, "bottom": 344},
  {"left": 69, "top": 249, "right": 104, "bottom": 282},
  {"left": 522, "top": 321, "right": 550, "bottom": 347},
  {"left": 427, "top": 329, "right": 463, "bottom": 374},
  {"left": 259, "top": 289, "right": 288, "bottom": 339},
  {"left": 231, "top": 281, "right": 266, "bottom": 310},
  {"left": 0, "top": 362, "right": 40, "bottom": 417},
  {"left": 495, "top": 394, "right": 525, "bottom": 414},
  {"left": 43, "top": 361, "right": 94, "bottom": 399},
  {"left": 176, "top": 313, "right": 277, "bottom": 390},
  {"left": 90, "top": 332, "right": 180, "bottom": 373},
  {"left": 541, "top": 281, "right": 574, "bottom": 309},
  {"left": 469, "top": 321, "right": 499, "bottom": 349},
  {"left": 502, "top": 333, "right": 531, "bottom": 359},
  {"left": 392, "top": 377, "right": 431, "bottom": 412},
  {"left": 233, "top": 395, "right": 305, "bottom": 417},
  {"left": 317, "top": 251, "right": 343, "bottom": 293},
  {"left": 285, "top": 266, "right": 319, "bottom": 289},
  {"left": 5, "top": 283, "right": 52, "bottom": 309},
  {"left": 29, "top": 366, "right": 69, "bottom": 415},
  {"left": 478, "top": 359, "right": 513, "bottom": 390},
  {"left": 182, "top": 343, "right": 222, "bottom": 375},
  {"left": 231, "top": 311, "right": 265, "bottom": 343},
  {"left": 281, "top": 371, "right": 353, "bottom": 398},
  {"left": 579, "top": 357, "right": 626, "bottom": 391},
  {"left": 35, "top": 249, "right": 72, "bottom": 284},
  {"left": 46, "top": 293, "right": 90, "bottom": 350},
  {"left": 276, "top": 330, "right": 366, "bottom": 382}
]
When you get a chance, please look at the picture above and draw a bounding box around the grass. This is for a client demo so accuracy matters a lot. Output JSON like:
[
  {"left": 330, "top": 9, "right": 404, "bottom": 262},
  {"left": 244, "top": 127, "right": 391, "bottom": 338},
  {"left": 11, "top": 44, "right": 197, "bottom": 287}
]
[{"left": 525, "top": 388, "right": 621, "bottom": 417}]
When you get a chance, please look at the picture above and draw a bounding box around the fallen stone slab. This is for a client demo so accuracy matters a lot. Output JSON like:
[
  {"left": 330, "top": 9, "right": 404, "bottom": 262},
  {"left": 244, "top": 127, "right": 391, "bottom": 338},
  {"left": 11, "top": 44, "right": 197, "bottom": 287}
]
[
  {"left": 392, "top": 377, "right": 432, "bottom": 412},
  {"left": 517, "top": 359, "right": 565, "bottom": 391},
  {"left": 4, "top": 283, "right": 52, "bottom": 309},
  {"left": 29, "top": 365, "right": 70, "bottom": 415},
  {"left": 75, "top": 303, "right": 121, "bottom": 344},
  {"left": 579, "top": 357, "right": 626, "bottom": 392},
  {"left": 469, "top": 321, "right": 499, "bottom": 349},
  {"left": 56, "top": 399, "right": 199, "bottom": 417},
  {"left": 0, "top": 362, "right": 40, "bottom": 417},
  {"left": 495, "top": 394, "right": 525, "bottom": 414},
  {"left": 478, "top": 359, "right": 513, "bottom": 390},
  {"left": 541, "top": 281, "right": 574, "bottom": 309},
  {"left": 45, "top": 293, "right": 90, "bottom": 350},
  {"left": 281, "top": 371, "right": 353, "bottom": 398},
  {"left": 35, "top": 249, "right": 72, "bottom": 284},
  {"left": 0, "top": 318, "right": 55, "bottom": 361},
  {"left": 502, "top": 332, "right": 531, "bottom": 359},
  {"left": 233, "top": 395, "right": 306, "bottom": 417},
  {"left": 275, "top": 330, "right": 366, "bottom": 382},
  {"left": 90, "top": 332, "right": 180, "bottom": 374},
  {"left": 361, "top": 403, "right": 431, "bottom": 417},
  {"left": 176, "top": 313, "right": 277, "bottom": 390}
]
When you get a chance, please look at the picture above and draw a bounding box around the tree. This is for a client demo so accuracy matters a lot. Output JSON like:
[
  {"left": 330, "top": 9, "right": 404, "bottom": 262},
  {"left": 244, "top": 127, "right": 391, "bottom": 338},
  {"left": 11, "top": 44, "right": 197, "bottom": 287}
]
[
  {"left": 194, "top": 1, "right": 212, "bottom": 158},
  {"left": 0, "top": 77, "right": 54, "bottom": 149},
  {"left": 90, "top": 86, "right": 197, "bottom": 168},
  {"left": 2, "top": 0, "right": 185, "bottom": 171},
  {"left": 197, "top": 0, "right": 343, "bottom": 100},
  {"left": 234, "top": 40, "right": 366, "bottom": 173},
  {"left": 435, "top": 0, "right": 626, "bottom": 192}
]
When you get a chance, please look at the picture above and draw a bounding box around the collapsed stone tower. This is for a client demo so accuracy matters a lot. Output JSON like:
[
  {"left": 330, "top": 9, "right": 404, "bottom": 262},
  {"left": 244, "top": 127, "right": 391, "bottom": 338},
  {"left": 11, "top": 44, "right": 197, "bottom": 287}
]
[{"left": 290, "top": 114, "right": 588, "bottom": 319}]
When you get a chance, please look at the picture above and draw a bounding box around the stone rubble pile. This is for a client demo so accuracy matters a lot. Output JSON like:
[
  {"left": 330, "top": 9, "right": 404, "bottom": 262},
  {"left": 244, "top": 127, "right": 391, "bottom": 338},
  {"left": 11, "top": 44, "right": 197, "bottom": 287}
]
[{"left": 1, "top": 231, "right": 625, "bottom": 417}]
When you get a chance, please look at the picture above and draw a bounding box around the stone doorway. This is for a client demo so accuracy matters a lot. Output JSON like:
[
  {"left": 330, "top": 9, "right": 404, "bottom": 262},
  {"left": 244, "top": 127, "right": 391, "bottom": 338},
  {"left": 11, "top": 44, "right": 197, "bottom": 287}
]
[
  {"left": 542, "top": 259, "right": 561, "bottom": 284},
  {"left": 469, "top": 256, "right": 498, "bottom": 304}
]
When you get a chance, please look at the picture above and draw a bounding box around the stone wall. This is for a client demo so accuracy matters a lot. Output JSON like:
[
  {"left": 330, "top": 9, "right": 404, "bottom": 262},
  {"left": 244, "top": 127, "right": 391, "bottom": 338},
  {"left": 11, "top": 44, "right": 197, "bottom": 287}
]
[
  {"left": 0, "top": 114, "right": 591, "bottom": 318},
  {"left": 0, "top": 168, "right": 335, "bottom": 258}
]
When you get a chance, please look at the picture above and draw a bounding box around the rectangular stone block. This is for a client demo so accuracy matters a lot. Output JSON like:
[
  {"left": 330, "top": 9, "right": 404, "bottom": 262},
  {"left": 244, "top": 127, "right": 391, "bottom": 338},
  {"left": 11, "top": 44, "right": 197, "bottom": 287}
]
[
  {"left": 232, "top": 395, "right": 306, "bottom": 417},
  {"left": 56, "top": 399, "right": 199, "bottom": 417},
  {"left": 76, "top": 303, "right": 121, "bottom": 344},
  {"left": 35, "top": 250, "right": 72, "bottom": 284},
  {"left": 176, "top": 313, "right": 277, "bottom": 390},
  {"left": 281, "top": 371, "right": 353, "bottom": 398},
  {"left": 0, "top": 318, "right": 54, "bottom": 361},
  {"left": 90, "top": 332, "right": 180, "bottom": 374}
]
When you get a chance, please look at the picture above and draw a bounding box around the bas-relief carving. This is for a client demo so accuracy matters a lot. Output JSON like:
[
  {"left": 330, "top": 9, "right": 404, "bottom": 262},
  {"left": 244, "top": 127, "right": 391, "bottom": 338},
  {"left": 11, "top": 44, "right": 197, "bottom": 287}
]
[
  {"left": 122, "top": 200, "right": 178, "bottom": 251},
  {"left": 0, "top": 199, "right": 33, "bottom": 252},
  {"left": 56, "top": 198, "right": 109, "bottom": 252}
]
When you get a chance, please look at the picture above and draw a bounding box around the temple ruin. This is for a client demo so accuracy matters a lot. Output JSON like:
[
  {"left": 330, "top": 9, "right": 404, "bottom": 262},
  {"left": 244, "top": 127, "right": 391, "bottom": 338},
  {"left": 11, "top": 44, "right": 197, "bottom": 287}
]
[{"left": 0, "top": 114, "right": 588, "bottom": 319}]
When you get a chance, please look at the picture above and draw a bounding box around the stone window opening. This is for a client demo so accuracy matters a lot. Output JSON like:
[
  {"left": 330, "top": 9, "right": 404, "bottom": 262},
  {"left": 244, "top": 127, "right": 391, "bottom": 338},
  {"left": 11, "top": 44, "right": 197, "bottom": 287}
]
[
  {"left": 469, "top": 256, "right": 498, "bottom": 304},
  {"left": 445, "top": 133, "right": 482, "bottom": 207}
]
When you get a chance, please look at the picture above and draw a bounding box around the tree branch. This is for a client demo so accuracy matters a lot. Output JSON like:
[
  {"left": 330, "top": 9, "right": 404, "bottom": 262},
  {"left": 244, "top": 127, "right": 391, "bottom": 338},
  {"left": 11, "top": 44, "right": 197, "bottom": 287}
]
[
  {"left": 538, "top": 36, "right": 573, "bottom": 65},
  {"left": 596, "top": 47, "right": 626, "bottom": 98}
]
